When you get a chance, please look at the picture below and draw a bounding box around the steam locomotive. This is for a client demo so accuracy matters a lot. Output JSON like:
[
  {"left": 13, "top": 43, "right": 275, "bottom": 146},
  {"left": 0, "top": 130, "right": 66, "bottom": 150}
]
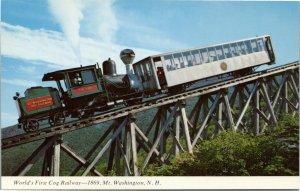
[{"left": 13, "top": 35, "right": 275, "bottom": 132}]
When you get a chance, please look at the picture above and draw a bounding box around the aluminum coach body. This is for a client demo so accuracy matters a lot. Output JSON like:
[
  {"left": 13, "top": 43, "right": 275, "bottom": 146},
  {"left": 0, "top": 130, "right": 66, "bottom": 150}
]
[{"left": 132, "top": 35, "right": 275, "bottom": 93}]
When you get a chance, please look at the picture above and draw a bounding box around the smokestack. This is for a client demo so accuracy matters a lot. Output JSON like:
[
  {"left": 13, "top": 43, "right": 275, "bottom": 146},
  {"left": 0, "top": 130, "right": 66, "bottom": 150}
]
[
  {"left": 120, "top": 49, "right": 141, "bottom": 90},
  {"left": 120, "top": 49, "right": 135, "bottom": 75}
]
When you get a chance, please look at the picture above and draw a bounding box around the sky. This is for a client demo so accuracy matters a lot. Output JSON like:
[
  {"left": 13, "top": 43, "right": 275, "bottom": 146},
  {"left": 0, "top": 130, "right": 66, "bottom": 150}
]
[{"left": 1, "top": 0, "right": 299, "bottom": 128}]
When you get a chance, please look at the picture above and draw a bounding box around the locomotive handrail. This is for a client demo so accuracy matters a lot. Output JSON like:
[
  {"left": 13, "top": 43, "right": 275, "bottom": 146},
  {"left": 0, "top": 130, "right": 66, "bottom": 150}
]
[{"left": 2, "top": 61, "right": 299, "bottom": 149}]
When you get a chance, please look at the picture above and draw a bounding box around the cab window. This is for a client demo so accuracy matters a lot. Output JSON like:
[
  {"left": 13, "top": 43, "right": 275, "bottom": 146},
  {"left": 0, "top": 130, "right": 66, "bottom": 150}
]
[
  {"left": 81, "top": 70, "right": 96, "bottom": 84},
  {"left": 60, "top": 80, "right": 67, "bottom": 91},
  {"left": 69, "top": 69, "right": 96, "bottom": 87}
]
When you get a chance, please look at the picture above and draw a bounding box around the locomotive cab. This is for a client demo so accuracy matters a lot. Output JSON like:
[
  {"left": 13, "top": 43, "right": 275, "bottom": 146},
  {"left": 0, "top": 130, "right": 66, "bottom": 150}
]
[{"left": 42, "top": 65, "right": 109, "bottom": 117}]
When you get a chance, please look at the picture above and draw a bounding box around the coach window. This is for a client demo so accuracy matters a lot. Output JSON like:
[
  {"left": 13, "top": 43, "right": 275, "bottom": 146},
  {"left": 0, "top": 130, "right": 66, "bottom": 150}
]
[
  {"left": 216, "top": 46, "right": 225, "bottom": 60},
  {"left": 134, "top": 65, "right": 143, "bottom": 83},
  {"left": 140, "top": 64, "right": 145, "bottom": 73},
  {"left": 164, "top": 55, "right": 174, "bottom": 71},
  {"left": 244, "top": 40, "right": 253, "bottom": 54},
  {"left": 251, "top": 40, "right": 259, "bottom": 52},
  {"left": 145, "top": 62, "right": 152, "bottom": 75},
  {"left": 134, "top": 65, "right": 141, "bottom": 78},
  {"left": 139, "top": 64, "right": 145, "bottom": 82},
  {"left": 238, "top": 42, "right": 246, "bottom": 55},
  {"left": 223, "top": 44, "right": 231, "bottom": 58},
  {"left": 200, "top": 48, "right": 209, "bottom": 63},
  {"left": 191, "top": 50, "right": 201, "bottom": 65},
  {"left": 182, "top": 51, "right": 193, "bottom": 67},
  {"left": 173, "top": 53, "right": 182, "bottom": 69},
  {"left": 153, "top": 57, "right": 163, "bottom": 70},
  {"left": 208, "top": 47, "right": 217, "bottom": 62},
  {"left": 257, "top": 38, "right": 265, "bottom": 52},
  {"left": 142, "top": 62, "right": 152, "bottom": 81},
  {"left": 230, "top": 43, "right": 239, "bottom": 57}
]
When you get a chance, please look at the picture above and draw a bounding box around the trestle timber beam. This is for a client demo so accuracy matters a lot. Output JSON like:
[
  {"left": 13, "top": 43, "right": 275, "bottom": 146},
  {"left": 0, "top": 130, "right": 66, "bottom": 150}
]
[
  {"left": 13, "top": 136, "right": 57, "bottom": 176},
  {"left": 4, "top": 62, "right": 299, "bottom": 176},
  {"left": 60, "top": 143, "right": 103, "bottom": 176},
  {"left": 82, "top": 118, "right": 128, "bottom": 176},
  {"left": 179, "top": 101, "right": 193, "bottom": 153}
]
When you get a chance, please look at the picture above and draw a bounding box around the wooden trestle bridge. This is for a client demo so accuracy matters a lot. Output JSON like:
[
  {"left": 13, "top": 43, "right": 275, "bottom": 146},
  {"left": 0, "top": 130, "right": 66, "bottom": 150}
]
[{"left": 2, "top": 61, "right": 299, "bottom": 176}]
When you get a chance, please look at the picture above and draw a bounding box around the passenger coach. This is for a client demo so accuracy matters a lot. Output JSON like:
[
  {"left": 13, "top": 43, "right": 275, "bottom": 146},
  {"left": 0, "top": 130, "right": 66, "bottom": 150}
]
[{"left": 132, "top": 35, "right": 275, "bottom": 93}]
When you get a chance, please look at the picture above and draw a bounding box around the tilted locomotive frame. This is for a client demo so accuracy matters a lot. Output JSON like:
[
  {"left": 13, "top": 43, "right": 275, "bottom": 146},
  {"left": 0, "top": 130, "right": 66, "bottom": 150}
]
[{"left": 13, "top": 35, "right": 275, "bottom": 132}]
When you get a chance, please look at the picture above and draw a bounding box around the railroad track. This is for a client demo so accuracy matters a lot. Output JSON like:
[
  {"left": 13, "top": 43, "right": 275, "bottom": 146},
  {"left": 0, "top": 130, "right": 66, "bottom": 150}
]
[{"left": 2, "top": 61, "right": 299, "bottom": 149}]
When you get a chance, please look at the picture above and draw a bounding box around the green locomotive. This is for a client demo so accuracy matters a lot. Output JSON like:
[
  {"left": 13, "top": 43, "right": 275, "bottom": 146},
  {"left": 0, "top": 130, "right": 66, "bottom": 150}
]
[{"left": 13, "top": 50, "right": 142, "bottom": 133}]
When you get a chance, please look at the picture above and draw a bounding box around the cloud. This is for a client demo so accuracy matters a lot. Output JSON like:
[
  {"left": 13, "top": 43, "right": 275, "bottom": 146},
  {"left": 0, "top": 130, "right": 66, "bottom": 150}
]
[
  {"left": 48, "top": 0, "right": 119, "bottom": 65},
  {"left": 128, "top": 25, "right": 189, "bottom": 52},
  {"left": 81, "top": 0, "right": 118, "bottom": 43},
  {"left": 2, "top": 22, "right": 77, "bottom": 67},
  {"left": 2, "top": 78, "right": 39, "bottom": 87},
  {"left": 1, "top": 22, "right": 158, "bottom": 74},
  {"left": 18, "top": 66, "right": 36, "bottom": 74},
  {"left": 48, "top": 0, "right": 84, "bottom": 57}
]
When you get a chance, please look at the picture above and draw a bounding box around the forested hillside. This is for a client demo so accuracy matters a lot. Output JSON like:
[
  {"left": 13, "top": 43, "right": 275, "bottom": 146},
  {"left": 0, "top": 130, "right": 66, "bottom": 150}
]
[{"left": 144, "top": 114, "right": 299, "bottom": 176}]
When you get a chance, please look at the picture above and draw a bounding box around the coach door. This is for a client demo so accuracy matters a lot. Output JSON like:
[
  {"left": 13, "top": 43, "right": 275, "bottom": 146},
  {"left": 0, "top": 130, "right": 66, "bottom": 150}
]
[
  {"left": 135, "top": 59, "right": 159, "bottom": 91},
  {"left": 152, "top": 56, "right": 167, "bottom": 89}
]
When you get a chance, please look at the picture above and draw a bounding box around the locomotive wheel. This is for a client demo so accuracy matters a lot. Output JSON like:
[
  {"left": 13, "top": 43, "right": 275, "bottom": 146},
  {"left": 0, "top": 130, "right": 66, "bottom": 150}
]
[
  {"left": 49, "top": 112, "right": 65, "bottom": 126},
  {"left": 24, "top": 119, "right": 39, "bottom": 133}
]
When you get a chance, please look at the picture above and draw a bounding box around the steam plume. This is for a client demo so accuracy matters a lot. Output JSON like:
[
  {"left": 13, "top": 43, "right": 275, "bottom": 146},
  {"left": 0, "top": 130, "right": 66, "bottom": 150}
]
[{"left": 48, "top": 0, "right": 84, "bottom": 64}]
